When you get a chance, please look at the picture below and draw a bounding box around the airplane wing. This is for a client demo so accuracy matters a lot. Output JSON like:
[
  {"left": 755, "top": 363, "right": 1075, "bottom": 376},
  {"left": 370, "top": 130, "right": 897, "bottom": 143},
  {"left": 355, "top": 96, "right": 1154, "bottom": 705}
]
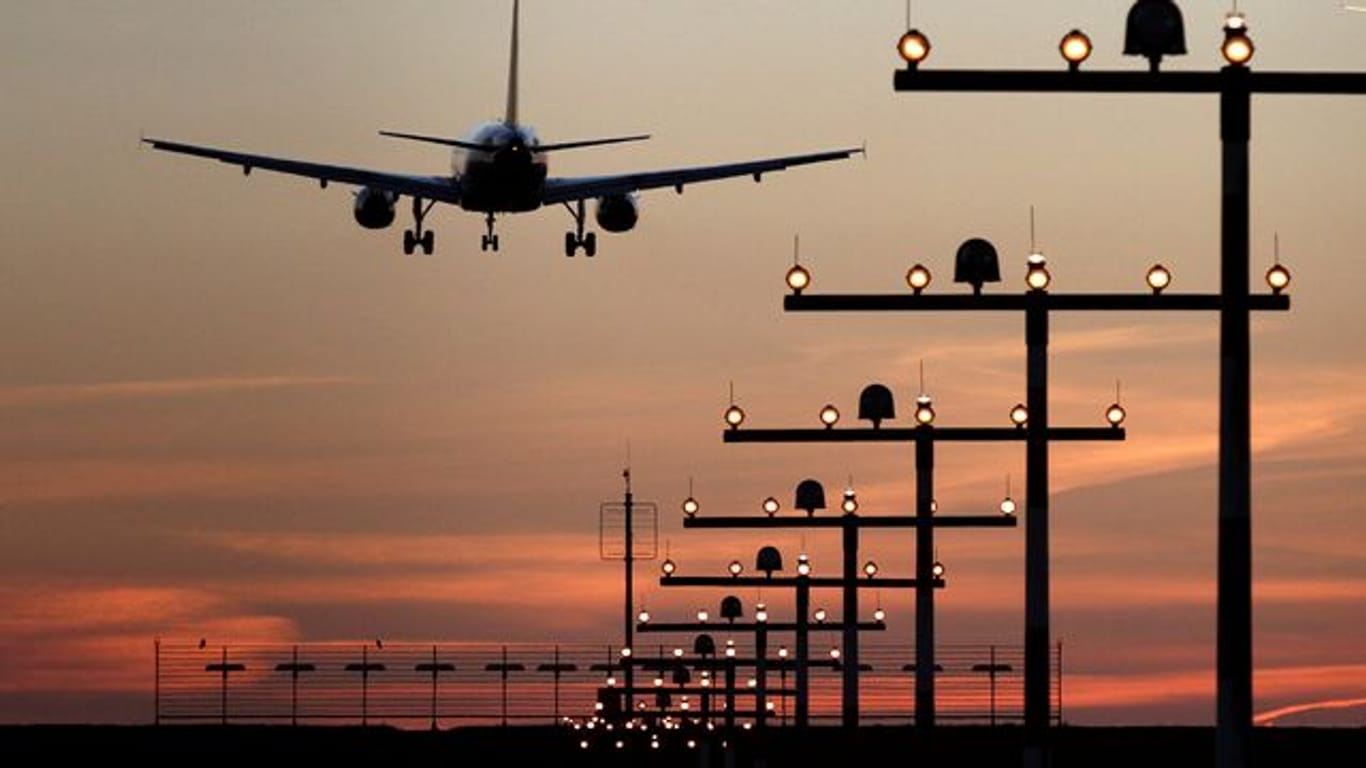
[
  {"left": 141, "top": 138, "right": 462, "bottom": 204},
  {"left": 539, "top": 147, "right": 863, "bottom": 205}
]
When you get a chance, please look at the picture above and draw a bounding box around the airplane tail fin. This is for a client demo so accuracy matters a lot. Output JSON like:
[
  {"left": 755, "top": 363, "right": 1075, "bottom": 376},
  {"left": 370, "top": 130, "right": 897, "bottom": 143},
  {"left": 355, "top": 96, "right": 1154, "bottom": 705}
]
[{"left": 505, "top": 0, "right": 520, "bottom": 126}]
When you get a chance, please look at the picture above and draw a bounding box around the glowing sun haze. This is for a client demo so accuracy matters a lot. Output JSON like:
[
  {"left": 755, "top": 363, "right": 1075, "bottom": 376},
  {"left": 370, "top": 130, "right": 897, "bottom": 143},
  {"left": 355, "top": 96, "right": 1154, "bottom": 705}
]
[{"left": 1, "top": 1, "right": 1364, "bottom": 726}]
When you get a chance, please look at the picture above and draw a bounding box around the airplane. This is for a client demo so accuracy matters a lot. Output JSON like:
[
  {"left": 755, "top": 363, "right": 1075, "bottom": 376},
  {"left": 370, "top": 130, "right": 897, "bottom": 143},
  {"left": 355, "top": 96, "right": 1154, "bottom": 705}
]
[{"left": 142, "top": 1, "right": 862, "bottom": 257}]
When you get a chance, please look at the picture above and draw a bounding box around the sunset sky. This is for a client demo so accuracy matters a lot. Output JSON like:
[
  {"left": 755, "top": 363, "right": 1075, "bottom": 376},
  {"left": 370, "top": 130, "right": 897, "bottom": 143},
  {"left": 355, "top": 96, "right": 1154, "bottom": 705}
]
[{"left": 2, "top": 1, "right": 1364, "bottom": 726}]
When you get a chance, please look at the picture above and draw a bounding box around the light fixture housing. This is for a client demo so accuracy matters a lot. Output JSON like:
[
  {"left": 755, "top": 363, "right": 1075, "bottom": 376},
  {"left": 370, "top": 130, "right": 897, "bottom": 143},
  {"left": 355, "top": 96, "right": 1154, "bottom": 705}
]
[
  {"left": 1221, "top": 12, "right": 1254, "bottom": 66},
  {"left": 638, "top": 610, "right": 651, "bottom": 624},
  {"left": 931, "top": 560, "right": 946, "bottom": 579},
  {"left": 724, "top": 404, "right": 745, "bottom": 430},
  {"left": 820, "top": 404, "right": 840, "bottom": 428},
  {"left": 1266, "top": 263, "right": 1290, "bottom": 294},
  {"left": 1147, "top": 264, "right": 1172, "bottom": 294},
  {"left": 1106, "top": 403, "right": 1127, "bottom": 427},
  {"left": 1000, "top": 496, "right": 1018, "bottom": 517},
  {"left": 1026, "top": 259, "right": 1052, "bottom": 291},
  {"left": 906, "top": 263, "right": 932, "bottom": 294},
  {"left": 914, "top": 395, "right": 935, "bottom": 426},
  {"left": 1010, "top": 403, "right": 1029, "bottom": 427},
  {"left": 682, "top": 497, "right": 699, "bottom": 518},
  {"left": 762, "top": 496, "right": 780, "bottom": 517},
  {"left": 727, "top": 560, "right": 743, "bottom": 577},
  {"left": 697, "top": 608, "right": 709, "bottom": 623},
  {"left": 814, "top": 607, "right": 828, "bottom": 623},
  {"left": 863, "top": 560, "right": 879, "bottom": 578},
  {"left": 841, "top": 488, "right": 858, "bottom": 514},
  {"left": 661, "top": 559, "right": 676, "bottom": 576},
  {"left": 874, "top": 607, "right": 887, "bottom": 622},
  {"left": 1060, "top": 29, "right": 1092, "bottom": 70},
  {"left": 796, "top": 554, "right": 812, "bottom": 576},
  {"left": 897, "top": 29, "right": 931, "bottom": 68},
  {"left": 786, "top": 264, "right": 811, "bottom": 294}
]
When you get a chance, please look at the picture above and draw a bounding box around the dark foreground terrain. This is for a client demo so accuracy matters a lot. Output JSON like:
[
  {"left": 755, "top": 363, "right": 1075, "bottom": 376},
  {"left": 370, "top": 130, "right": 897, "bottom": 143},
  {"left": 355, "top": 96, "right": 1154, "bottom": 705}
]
[{"left": 3, "top": 724, "right": 1362, "bottom": 767}]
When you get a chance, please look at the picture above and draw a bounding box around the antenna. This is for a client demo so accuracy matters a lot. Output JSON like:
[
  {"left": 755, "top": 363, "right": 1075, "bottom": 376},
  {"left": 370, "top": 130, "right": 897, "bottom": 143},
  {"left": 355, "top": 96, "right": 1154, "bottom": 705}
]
[
  {"left": 728, "top": 380, "right": 736, "bottom": 405},
  {"left": 793, "top": 234, "right": 801, "bottom": 265},
  {"left": 905, "top": 0, "right": 912, "bottom": 28},
  {"left": 1116, "top": 379, "right": 1123, "bottom": 404},
  {"left": 1005, "top": 474, "right": 1012, "bottom": 497},
  {"left": 1273, "top": 232, "right": 1281, "bottom": 265},
  {"left": 1029, "top": 205, "right": 1037, "bottom": 252},
  {"left": 918, "top": 359, "right": 926, "bottom": 395}
]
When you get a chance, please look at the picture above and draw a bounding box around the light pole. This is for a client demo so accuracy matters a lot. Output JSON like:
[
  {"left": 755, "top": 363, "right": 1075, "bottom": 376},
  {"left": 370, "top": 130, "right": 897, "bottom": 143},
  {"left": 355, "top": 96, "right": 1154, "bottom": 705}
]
[
  {"left": 889, "top": 4, "right": 1356, "bottom": 763},
  {"left": 720, "top": 392, "right": 1121, "bottom": 731}
]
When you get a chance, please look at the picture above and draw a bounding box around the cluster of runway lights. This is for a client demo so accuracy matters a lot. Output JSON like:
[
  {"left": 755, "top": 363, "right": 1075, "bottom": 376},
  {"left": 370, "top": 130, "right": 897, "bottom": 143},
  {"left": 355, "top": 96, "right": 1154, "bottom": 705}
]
[{"left": 896, "top": 9, "right": 1256, "bottom": 71}]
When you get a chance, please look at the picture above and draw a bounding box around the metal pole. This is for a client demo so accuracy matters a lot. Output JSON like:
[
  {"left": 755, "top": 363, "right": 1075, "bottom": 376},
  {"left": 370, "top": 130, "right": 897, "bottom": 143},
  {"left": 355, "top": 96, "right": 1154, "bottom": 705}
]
[
  {"left": 1024, "top": 290, "right": 1050, "bottom": 767},
  {"left": 220, "top": 646, "right": 228, "bottom": 726},
  {"left": 153, "top": 638, "right": 160, "bottom": 726},
  {"left": 915, "top": 433, "right": 935, "bottom": 735},
  {"left": 624, "top": 476, "right": 635, "bottom": 718},
  {"left": 756, "top": 623, "right": 768, "bottom": 728},
  {"left": 293, "top": 645, "right": 300, "bottom": 727},
  {"left": 989, "top": 645, "right": 997, "bottom": 727},
  {"left": 553, "top": 645, "right": 561, "bottom": 722},
  {"left": 1218, "top": 63, "right": 1253, "bottom": 768},
  {"left": 725, "top": 653, "right": 737, "bottom": 731},
  {"left": 501, "top": 645, "right": 509, "bottom": 727},
  {"left": 429, "top": 645, "right": 438, "bottom": 731},
  {"left": 796, "top": 575, "right": 810, "bottom": 728},
  {"left": 361, "top": 645, "right": 368, "bottom": 727},
  {"left": 841, "top": 512, "right": 859, "bottom": 729}
]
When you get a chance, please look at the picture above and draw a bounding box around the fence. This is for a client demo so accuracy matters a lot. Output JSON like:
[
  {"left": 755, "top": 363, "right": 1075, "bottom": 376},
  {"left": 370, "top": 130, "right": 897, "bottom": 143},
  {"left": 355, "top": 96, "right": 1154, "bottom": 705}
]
[{"left": 154, "top": 640, "right": 1061, "bottom": 727}]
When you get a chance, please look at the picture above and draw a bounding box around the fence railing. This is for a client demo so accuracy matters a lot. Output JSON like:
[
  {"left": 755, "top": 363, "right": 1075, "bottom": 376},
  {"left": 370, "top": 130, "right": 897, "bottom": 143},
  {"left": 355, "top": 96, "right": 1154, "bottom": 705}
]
[{"left": 154, "top": 640, "right": 1061, "bottom": 727}]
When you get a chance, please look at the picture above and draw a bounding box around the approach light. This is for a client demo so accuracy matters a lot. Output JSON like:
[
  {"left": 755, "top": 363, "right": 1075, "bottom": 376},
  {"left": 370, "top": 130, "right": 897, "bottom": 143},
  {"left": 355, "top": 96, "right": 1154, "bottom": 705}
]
[
  {"left": 621, "top": 647, "right": 633, "bottom": 658},
  {"left": 755, "top": 603, "right": 769, "bottom": 623},
  {"left": 682, "top": 497, "right": 699, "bottom": 518},
  {"left": 796, "top": 554, "right": 812, "bottom": 576},
  {"left": 762, "top": 496, "right": 780, "bottom": 517},
  {"left": 931, "top": 560, "right": 946, "bottom": 579},
  {"left": 814, "top": 607, "right": 828, "bottom": 624},
  {"left": 906, "top": 263, "right": 932, "bottom": 294},
  {"left": 1060, "top": 29, "right": 1092, "bottom": 70},
  {"left": 1221, "top": 12, "right": 1254, "bottom": 66},
  {"left": 728, "top": 560, "right": 744, "bottom": 577},
  {"left": 1106, "top": 403, "right": 1127, "bottom": 427},
  {"left": 661, "top": 559, "right": 676, "bottom": 577},
  {"left": 724, "top": 404, "right": 745, "bottom": 430},
  {"left": 841, "top": 488, "right": 859, "bottom": 514},
  {"left": 1146, "top": 264, "right": 1172, "bottom": 294},
  {"left": 829, "top": 647, "right": 842, "bottom": 660},
  {"left": 697, "top": 608, "right": 709, "bottom": 623},
  {"left": 786, "top": 264, "right": 811, "bottom": 294},
  {"left": 874, "top": 607, "right": 887, "bottom": 622},
  {"left": 1026, "top": 255, "right": 1052, "bottom": 291},
  {"left": 673, "top": 647, "right": 684, "bottom": 658},
  {"left": 914, "top": 395, "right": 935, "bottom": 426},
  {"left": 863, "top": 560, "right": 879, "bottom": 578},
  {"left": 1010, "top": 403, "right": 1029, "bottom": 428},
  {"left": 638, "top": 610, "right": 651, "bottom": 624},
  {"left": 1266, "top": 263, "right": 1291, "bottom": 294},
  {"left": 1000, "top": 496, "right": 1017, "bottom": 517},
  {"left": 778, "top": 647, "right": 789, "bottom": 659},
  {"left": 897, "top": 29, "right": 931, "bottom": 68},
  {"left": 819, "top": 404, "right": 840, "bottom": 428},
  {"left": 725, "top": 640, "right": 736, "bottom": 658}
]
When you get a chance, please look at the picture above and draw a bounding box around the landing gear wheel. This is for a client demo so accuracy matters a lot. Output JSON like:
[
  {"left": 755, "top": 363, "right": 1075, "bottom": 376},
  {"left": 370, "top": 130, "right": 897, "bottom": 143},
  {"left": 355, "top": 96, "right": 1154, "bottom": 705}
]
[
  {"left": 564, "top": 232, "right": 577, "bottom": 257},
  {"left": 583, "top": 232, "right": 597, "bottom": 258},
  {"left": 483, "top": 234, "right": 500, "bottom": 252},
  {"left": 403, "top": 230, "right": 417, "bottom": 256},
  {"left": 421, "top": 230, "right": 435, "bottom": 255}
]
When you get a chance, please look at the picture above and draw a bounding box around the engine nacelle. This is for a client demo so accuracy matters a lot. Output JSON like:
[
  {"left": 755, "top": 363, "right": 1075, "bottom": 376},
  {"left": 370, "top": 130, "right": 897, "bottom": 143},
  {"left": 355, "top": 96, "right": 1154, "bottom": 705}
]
[
  {"left": 353, "top": 187, "right": 397, "bottom": 229},
  {"left": 595, "top": 193, "right": 639, "bottom": 233}
]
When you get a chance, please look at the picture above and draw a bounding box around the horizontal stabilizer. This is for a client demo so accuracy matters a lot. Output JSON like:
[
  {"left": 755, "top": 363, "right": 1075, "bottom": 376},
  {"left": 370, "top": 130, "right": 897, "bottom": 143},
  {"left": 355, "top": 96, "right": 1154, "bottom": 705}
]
[{"left": 378, "top": 130, "right": 650, "bottom": 153}]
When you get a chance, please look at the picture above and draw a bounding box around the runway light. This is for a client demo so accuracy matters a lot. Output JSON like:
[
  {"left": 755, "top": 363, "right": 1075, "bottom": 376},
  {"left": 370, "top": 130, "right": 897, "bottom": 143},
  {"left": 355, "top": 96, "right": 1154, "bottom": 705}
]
[
  {"left": 762, "top": 496, "right": 780, "bottom": 517},
  {"left": 819, "top": 404, "right": 840, "bottom": 429},
  {"left": 1106, "top": 403, "right": 1127, "bottom": 427},
  {"left": 814, "top": 607, "right": 828, "bottom": 624},
  {"left": 674, "top": 647, "right": 684, "bottom": 658},
  {"left": 841, "top": 488, "right": 859, "bottom": 514},
  {"left": 724, "top": 404, "right": 745, "bottom": 430},
  {"left": 697, "top": 608, "right": 709, "bottom": 623},
  {"left": 606, "top": 676, "right": 616, "bottom": 687},
  {"left": 1026, "top": 253, "right": 1051, "bottom": 291},
  {"left": 874, "top": 607, "right": 887, "bottom": 622},
  {"left": 796, "top": 554, "right": 812, "bottom": 576},
  {"left": 1221, "top": 12, "right": 1254, "bottom": 66},
  {"left": 829, "top": 647, "right": 842, "bottom": 660},
  {"left": 931, "top": 560, "right": 946, "bottom": 579},
  {"left": 1000, "top": 496, "right": 1017, "bottom": 517},
  {"left": 661, "top": 559, "right": 676, "bottom": 577},
  {"left": 863, "top": 560, "right": 879, "bottom": 578},
  {"left": 682, "top": 497, "right": 699, "bottom": 518},
  {"left": 728, "top": 560, "right": 744, "bottom": 577},
  {"left": 1266, "top": 263, "right": 1291, "bottom": 294},
  {"left": 786, "top": 263, "right": 811, "bottom": 295},
  {"left": 755, "top": 603, "right": 768, "bottom": 623},
  {"left": 778, "top": 647, "right": 789, "bottom": 659},
  {"left": 1060, "top": 29, "right": 1092, "bottom": 70},
  {"left": 620, "top": 647, "right": 632, "bottom": 658},
  {"left": 906, "top": 263, "right": 932, "bottom": 294},
  {"left": 914, "top": 395, "right": 935, "bottom": 426},
  {"left": 897, "top": 29, "right": 931, "bottom": 68},
  {"left": 638, "top": 610, "right": 651, "bottom": 624},
  {"left": 1146, "top": 264, "right": 1172, "bottom": 294},
  {"left": 1010, "top": 403, "right": 1029, "bottom": 428}
]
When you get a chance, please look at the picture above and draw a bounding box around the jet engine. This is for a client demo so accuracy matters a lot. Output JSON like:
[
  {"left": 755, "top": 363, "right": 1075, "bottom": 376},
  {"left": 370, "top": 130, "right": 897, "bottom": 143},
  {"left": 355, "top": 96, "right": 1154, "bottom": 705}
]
[
  {"left": 353, "top": 187, "right": 397, "bottom": 229},
  {"left": 594, "top": 193, "right": 639, "bottom": 233}
]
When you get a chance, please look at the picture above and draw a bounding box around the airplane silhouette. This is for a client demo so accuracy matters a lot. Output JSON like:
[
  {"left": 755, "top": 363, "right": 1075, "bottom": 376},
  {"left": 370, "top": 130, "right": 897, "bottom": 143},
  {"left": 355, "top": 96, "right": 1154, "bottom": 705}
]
[{"left": 143, "top": 1, "right": 862, "bottom": 256}]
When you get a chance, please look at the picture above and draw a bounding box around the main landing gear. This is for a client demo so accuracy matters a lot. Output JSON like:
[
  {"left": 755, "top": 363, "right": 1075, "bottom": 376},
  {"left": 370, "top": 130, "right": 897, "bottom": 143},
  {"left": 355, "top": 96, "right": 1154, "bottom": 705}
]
[
  {"left": 481, "top": 211, "right": 499, "bottom": 252},
  {"left": 562, "top": 199, "right": 596, "bottom": 257},
  {"left": 403, "top": 197, "right": 436, "bottom": 255}
]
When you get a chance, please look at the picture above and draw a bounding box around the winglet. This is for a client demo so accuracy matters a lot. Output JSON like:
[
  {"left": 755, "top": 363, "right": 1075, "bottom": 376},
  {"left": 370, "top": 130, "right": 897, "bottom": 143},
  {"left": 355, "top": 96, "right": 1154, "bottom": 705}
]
[{"left": 505, "top": 0, "right": 520, "bottom": 126}]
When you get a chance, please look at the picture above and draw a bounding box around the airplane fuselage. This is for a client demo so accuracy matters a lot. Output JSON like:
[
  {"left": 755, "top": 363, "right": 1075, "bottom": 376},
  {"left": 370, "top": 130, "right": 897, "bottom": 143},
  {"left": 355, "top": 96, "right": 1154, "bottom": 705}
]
[{"left": 455, "top": 122, "right": 547, "bottom": 213}]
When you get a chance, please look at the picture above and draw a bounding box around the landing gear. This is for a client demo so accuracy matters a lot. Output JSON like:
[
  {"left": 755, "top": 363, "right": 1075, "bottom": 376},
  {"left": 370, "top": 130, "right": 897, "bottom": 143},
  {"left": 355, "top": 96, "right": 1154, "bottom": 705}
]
[
  {"left": 403, "top": 197, "right": 436, "bottom": 255},
  {"left": 561, "top": 199, "right": 596, "bottom": 257},
  {"left": 481, "top": 212, "right": 499, "bottom": 252}
]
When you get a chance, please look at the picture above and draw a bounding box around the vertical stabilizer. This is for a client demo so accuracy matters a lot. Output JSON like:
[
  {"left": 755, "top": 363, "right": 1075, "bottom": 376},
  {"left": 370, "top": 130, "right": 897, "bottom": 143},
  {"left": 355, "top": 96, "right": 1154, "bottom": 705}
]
[{"left": 505, "top": 0, "right": 520, "bottom": 125}]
